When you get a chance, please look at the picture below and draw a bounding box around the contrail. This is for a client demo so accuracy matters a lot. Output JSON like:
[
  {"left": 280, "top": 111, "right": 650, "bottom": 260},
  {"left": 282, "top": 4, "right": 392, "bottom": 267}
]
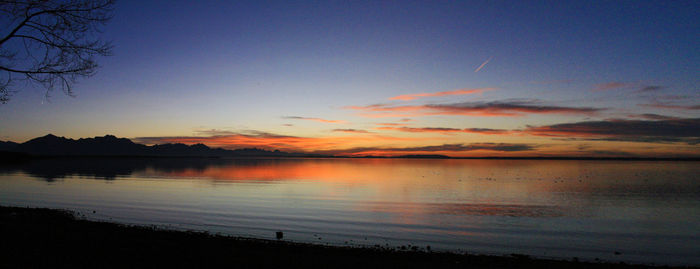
[{"left": 474, "top": 57, "right": 492, "bottom": 73}]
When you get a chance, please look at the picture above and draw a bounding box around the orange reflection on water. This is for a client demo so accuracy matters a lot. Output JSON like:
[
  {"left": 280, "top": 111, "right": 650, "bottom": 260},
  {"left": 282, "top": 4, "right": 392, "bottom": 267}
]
[
  {"left": 143, "top": 159, "right": 700, "bottom": 210},
  {"left": 3, "top": 158, "right": 699, "bottom": 265},
  {"left": 145, "top": 159, "right": 588, "bottom": 207}
]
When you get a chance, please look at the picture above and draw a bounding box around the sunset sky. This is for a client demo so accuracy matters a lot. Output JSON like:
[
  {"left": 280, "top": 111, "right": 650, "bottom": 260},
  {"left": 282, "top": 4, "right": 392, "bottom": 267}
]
[{"left": 1, "top": 1, "right": 698, "bottom": 157}]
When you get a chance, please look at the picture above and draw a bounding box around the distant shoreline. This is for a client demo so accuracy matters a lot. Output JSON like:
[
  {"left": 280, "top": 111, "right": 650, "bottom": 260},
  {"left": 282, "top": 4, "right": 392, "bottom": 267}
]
[
  {"left": 2, "top": 134, "right": 699, "bottom": 161},
  {"left": 2, "top": 151, "right": 699, "bottom": 162},
  {"left": 0, "top": 206, "right": 679, "bottom": 269}
]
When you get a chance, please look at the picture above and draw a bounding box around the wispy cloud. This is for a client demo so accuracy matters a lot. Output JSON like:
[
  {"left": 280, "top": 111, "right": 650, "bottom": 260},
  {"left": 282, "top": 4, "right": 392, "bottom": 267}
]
[
  {"left": 474, "top": 57, "right": 492, "bottom": 73},
  {"left": 639, "top": 103, "right": 700, "bottom": 110},
  {"left": 375, "top": 123, "right": 409, "bottom": 127},
  {"left": 388, "top": 88, "right": 495, "bottom": 101},
  {"left": 372, "top": 117, "right": 700, "bottom": 145},
  {"left": 192, "top": 129, "right": 239, "bottom": 136},
  {"left": 375, "top": 127, "right": 462, "bottom": 133},
  {"left": 652, "top": 94, "right": 698, "bottom": 101},
  {"left": 638, "top": 85, "right": 663, "bottom": 92},
  {"left": 332, "top": 129, "right": 372, "bottom": 134},
  {"left": 523, "top": 118, "right": 700, "bottom": 144},
  {"left": 593, "top": 82, "right": 633, "bottom": 91},
  {"left": 376, "top": 126, "right": 511, "bottom": 135},
  {"left": 314, "top": 143, "right": 535, "bottom": 156},
  {"left": 385, "top": 143, "right": 534, "bottom": 152},
  {"left": 462, "top": 128, "right": 512, "bottom": 135},
  {"left": 283, "top": 116, "right": 347, "bottom": 124},
  {"left": 626, "top": 114, "right": 680, "bottom": 120},
  {"left": 426, "top": 101, "right": 602, "bottom": 115},
  {"left": 349, "top": 100, "right": 604, "bottom": 118}
]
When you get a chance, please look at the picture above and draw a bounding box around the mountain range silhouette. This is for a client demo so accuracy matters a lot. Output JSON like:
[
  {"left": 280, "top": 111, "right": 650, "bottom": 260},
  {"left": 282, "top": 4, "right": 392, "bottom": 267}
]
[
  {"left": 3, "top": 134, "right": 690, "bottom": 160},
  {"left": 0, "top": 134, "right": 314, "bottom": 157}
]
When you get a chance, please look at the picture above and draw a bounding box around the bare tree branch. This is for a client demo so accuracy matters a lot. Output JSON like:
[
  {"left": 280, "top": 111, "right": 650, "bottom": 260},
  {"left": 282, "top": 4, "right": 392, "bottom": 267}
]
[{"left": 0, "top": 0, "right": 114, "bottom": 103}]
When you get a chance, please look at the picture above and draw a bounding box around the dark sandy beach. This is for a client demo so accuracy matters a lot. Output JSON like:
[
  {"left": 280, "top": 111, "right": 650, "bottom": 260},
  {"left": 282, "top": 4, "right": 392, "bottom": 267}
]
[{"left": 0, "top": 206, "right": 686, "bottom": 269}]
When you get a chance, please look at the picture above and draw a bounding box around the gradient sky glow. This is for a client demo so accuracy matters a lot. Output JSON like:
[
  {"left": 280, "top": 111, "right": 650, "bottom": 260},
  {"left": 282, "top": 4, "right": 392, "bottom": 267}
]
[{"left": 1, "top": 1, "right": 699, "bottom": 157}]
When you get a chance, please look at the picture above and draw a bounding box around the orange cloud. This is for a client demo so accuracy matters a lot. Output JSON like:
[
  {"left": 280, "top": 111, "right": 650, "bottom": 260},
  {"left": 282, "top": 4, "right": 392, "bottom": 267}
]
[
  {"left": 283, "top": 116, "right": 346, "bottom": 124},
  {"left": 133, "top": 131, "right": 538, "bottom": 157},
  {"left": 134, "top": 131, "right": 423, "bottom": 153},
  {"left": 389, "top": 88, "right": 495, "bottom": 101}
]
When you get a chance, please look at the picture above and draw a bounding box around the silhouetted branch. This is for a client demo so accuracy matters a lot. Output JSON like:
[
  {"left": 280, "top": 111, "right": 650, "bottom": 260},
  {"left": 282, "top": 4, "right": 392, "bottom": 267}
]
[{"left": 0, "top": 0, "right": 114, "bottom": 103}]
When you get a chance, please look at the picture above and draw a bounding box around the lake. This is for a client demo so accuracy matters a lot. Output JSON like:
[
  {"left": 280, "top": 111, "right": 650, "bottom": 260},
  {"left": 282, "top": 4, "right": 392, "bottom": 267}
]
[{"left": 1, "top": 158, "right": 698, "bottom": 266}]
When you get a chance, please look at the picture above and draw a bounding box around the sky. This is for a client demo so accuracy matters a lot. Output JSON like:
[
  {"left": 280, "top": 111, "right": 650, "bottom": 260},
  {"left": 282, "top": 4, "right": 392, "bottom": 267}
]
[{"left": 1, "top": 0, "right": 699, "bottom": 157}]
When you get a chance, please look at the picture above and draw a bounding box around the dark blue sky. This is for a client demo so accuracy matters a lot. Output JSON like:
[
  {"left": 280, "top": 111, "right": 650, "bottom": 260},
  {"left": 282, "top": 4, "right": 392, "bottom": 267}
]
[{"left": 1, "top": 0, "right": 698, "bottom": 157}]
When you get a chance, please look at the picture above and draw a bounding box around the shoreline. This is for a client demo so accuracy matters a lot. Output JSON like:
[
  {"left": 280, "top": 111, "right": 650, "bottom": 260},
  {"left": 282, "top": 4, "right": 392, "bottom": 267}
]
[
  {"left": 0, "top": 206, "right": 687, "bottom": 268},
  {"left": 3, "top": 151, "right": 699, "bottom": 162}
]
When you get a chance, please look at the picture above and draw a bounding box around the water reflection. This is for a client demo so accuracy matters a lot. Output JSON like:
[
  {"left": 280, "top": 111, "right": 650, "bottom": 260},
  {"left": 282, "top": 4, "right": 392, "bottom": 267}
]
[
  {"left": 3, "top": 158, "right": 696, "bottom": 201},
  {"left": 1, "top": 157, "right": 699, "bottom": 265},
  {"left": 0, "top": 157, "right": 243, "bottom": 181}
]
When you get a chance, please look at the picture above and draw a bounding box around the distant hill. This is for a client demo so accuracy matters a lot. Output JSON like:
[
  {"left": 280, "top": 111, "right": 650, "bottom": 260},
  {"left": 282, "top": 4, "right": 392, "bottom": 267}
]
[
  {"left": 2, "top": 134, "right": 698, "bottom": 160},
  {"left": 0, "top": 141, "right": 19, "bottom": 151},
  {"left": 0, "top": 134, "right": 318, "bottom": 158}
]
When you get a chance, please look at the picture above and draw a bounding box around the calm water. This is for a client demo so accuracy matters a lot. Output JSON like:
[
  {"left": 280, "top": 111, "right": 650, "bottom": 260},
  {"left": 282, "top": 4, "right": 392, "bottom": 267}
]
[{"left": 1, "top": 158, "right": 698, "bottom": 265}]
